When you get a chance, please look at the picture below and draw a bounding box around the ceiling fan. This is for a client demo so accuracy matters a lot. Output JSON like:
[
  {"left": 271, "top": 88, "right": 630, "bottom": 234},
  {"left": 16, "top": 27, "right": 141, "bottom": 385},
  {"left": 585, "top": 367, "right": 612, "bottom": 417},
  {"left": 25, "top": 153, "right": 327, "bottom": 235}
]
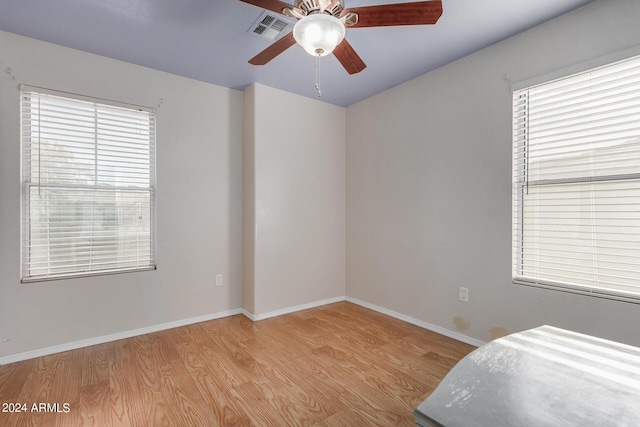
[{"left": 239, "top": 0, "right": 443, "bottom": 75}]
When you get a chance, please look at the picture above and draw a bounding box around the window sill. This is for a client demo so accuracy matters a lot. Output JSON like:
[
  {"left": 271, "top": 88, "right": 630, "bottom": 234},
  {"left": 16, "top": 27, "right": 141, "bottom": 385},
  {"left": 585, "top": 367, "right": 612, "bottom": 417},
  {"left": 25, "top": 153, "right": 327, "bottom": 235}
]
[
  {"left": 513, "top": 278, "right": 640, "bottom": 305},
  {"left": 22, "top": 265, "right": 157, "bottom": 284}
]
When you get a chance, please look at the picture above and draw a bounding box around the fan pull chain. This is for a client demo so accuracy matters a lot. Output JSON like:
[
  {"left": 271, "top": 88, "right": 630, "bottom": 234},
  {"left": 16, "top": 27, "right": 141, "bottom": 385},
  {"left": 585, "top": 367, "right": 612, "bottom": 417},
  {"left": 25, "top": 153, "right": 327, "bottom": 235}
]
[{"left": 315, "top": 52, "right": 322, "bottom": 98}]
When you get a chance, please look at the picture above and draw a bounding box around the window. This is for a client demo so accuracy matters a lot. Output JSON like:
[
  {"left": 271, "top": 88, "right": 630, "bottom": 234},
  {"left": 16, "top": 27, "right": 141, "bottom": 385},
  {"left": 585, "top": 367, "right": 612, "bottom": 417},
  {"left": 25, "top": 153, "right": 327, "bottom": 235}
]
[
  {"left": 21, "top": 87, "right": 156, "bottom": 281},
  {"left": 512, "top": 55, "right": 640, "bottom": 302}
]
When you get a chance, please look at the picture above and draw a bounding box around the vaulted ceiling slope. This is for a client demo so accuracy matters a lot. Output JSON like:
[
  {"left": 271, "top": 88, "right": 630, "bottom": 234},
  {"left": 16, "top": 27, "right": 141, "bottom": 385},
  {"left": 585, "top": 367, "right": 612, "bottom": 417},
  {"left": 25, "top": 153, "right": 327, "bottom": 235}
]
[{"left": 0, "top": 0, "right": 595, "bottom": 106}]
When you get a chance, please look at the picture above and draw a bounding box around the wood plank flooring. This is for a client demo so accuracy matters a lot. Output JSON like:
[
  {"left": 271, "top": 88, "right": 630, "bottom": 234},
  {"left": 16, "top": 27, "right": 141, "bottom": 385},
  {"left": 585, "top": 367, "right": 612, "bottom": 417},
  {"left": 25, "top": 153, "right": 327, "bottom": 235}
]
[{"left": 0, "top": 302, "right": 475, "bottom": 426}]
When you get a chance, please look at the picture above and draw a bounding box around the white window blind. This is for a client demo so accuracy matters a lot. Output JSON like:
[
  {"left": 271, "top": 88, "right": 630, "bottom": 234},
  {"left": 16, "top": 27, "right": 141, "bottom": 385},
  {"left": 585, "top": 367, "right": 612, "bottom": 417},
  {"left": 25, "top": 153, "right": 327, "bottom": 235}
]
[
  {"left": 513, "top": 54, "right": 640, "bottom": 302},
  {"left": 21, "top": 87, "right": 156, "bottom": 281}
]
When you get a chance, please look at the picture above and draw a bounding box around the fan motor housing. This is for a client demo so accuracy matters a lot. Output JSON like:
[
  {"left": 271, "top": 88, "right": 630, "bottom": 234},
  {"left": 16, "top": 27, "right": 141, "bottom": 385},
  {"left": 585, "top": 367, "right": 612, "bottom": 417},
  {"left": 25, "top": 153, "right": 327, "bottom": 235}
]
[{"left": 295, "top": 0, "right": 345, "bottom": 17}]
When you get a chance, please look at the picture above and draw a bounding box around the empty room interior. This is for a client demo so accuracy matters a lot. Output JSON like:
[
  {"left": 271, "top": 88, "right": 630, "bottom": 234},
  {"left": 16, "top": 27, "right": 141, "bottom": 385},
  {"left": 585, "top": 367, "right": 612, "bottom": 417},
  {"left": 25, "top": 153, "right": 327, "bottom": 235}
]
[{"left": 1, "top": 0, "right": 640, "bottom": 425}]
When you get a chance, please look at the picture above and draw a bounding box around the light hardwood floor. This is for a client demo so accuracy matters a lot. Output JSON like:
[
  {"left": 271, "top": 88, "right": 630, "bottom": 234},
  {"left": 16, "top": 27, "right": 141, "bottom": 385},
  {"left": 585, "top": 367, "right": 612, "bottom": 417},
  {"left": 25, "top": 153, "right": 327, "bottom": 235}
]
[{"left": 0, "top": 302, "right": 475, "bottom": 426}]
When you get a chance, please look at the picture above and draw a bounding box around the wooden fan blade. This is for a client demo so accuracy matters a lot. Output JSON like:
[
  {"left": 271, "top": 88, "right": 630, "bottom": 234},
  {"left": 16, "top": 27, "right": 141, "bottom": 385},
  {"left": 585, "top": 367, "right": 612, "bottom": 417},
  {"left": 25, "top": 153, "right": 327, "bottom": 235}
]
[
  {"left": 333, "top": 39, "right": 367, "bottom": 75},
  {"left": 344, "top": 0, "right": 443, "bottom": 28},
  {"left": 237, "top": 0, "right": 292, "bottom": 15},
  {"left": 249, "top": 32, "right": 296, "bottom": 65}
]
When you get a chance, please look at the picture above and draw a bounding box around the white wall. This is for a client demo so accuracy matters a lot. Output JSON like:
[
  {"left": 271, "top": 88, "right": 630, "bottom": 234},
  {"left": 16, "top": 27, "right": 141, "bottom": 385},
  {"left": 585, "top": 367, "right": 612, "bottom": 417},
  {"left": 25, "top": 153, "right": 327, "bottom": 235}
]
[
  {"left": 0, "top": 31, "right": 243, "bottom": 358},
  {"left": 243, "top": 84, "right": 257, "bottom": 315},
  {"left": 346, "top": 0, "right": 640, "bottom": 346},
  {"left": 244, "top": 83, "right": 346, "bottom": 316}
]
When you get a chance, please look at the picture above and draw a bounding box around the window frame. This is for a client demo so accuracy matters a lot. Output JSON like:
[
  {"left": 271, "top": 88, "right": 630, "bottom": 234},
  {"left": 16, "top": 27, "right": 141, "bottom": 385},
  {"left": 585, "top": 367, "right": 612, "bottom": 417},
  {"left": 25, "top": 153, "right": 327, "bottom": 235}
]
[
  {"left": 512, "top": 54, "right": 640, "bottom": 304},
  {"left": 20, "top": 85, "right": 157, "bottom": 282}
]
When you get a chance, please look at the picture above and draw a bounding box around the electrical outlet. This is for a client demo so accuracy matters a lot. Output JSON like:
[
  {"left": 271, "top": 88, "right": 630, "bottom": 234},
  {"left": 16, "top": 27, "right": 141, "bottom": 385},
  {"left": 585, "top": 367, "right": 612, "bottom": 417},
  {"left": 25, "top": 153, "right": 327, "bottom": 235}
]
[
  {"left": 216, "top": 274, "right": 223, "bottom": 287},
  {"left": 459, "top": 287, "right": 469, "bottom": 303}
]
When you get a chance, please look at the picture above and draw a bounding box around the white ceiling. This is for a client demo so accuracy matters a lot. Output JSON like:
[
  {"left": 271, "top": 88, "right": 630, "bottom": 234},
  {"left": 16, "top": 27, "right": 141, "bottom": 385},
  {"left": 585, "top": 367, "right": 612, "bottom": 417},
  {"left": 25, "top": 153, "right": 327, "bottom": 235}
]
[{"left": 0, "top": 0, "right": 595, "bottom": 106}]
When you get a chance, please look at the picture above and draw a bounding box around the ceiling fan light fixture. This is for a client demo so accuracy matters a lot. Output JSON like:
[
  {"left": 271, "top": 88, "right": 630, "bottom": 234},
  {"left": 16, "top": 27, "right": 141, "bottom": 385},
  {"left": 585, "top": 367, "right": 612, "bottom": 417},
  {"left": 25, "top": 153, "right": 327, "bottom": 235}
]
[{"left": 293, "top": 14, "right": 345, "bottom": 57}]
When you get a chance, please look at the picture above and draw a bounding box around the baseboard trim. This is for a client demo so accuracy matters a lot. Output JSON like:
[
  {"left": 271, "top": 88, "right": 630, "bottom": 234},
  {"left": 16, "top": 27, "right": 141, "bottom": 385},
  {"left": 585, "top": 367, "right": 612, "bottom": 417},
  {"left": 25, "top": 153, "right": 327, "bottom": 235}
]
[
  {"left": 345, "top": 297, "right": 485, "bottom": 348},
  {"left": 242, "top": 296, "right": 347, "bottom": 321},
  {"left": 1, "top": 296, "right": 484, "bottom": 365},
  {"left": 241, "top": 309, "right": 256, "bottom": 321},
  {"left": 0, "top": 308, "right": 244, "bottom": 365}
]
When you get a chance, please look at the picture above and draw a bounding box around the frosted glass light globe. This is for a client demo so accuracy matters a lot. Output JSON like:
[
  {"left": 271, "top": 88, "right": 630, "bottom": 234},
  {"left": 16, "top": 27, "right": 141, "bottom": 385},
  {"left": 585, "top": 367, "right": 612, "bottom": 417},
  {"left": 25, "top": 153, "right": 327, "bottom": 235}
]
[{"left": 293, "top": 14, "right": 346, "bottom": 57}]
